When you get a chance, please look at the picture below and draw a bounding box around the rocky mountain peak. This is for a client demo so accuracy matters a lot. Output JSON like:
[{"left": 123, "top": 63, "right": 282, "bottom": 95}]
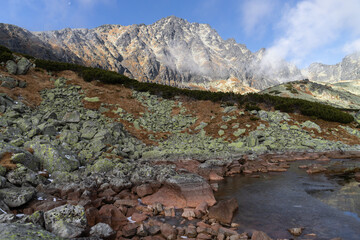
[{"left": 0, "top": 17, "right": 304, "bottom": 91}]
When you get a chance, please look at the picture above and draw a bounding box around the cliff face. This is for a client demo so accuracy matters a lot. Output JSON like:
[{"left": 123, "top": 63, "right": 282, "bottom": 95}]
[
  {"left": 0, "top": 17, "right": 303, "bottom": 92},
  {"left": 306, "top": 52, "right": 360, "bottom": 83}
]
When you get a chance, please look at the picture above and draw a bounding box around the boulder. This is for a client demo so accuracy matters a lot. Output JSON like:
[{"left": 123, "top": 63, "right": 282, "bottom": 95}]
[
  {"left": 0, "top": 199, "right": 10, "bottom": 214},
  {"left": 25, "top": 141, "right": 79, "bottom": 173},
  {"left": 62, "top": 110, "right": 81, "bottom": 123},
  {"left": 208, "top": 198, "right": 238, "bottom": 224},
  {"left": 0, "top": 77, "right": 18, "bottom": 89},
  {"left": 6, "top": 60, "right": 17, "bottom": 74},
  {"left": 6, "top": 165, "right": 45, "bottom": 186},
  {"left": 251, "top": 231, "right": 272, "bottom": 240},
  {"left": 90, "top": 222, "right": 116, "bottom": 239},
  {"left": 0, "top": 187, "right": 36, "bottom": 207},
  {"left": 142, "top": 173, "right": 216, "bottom": 208},
  {"left": 16, "top": 57, "right": 32, "bottom": 75},
  {"left": 0, "top": 223, "right": 62, "bottom": 240},
  {"left": 44, "top": 204, "right": 87, "bottom": 238}
]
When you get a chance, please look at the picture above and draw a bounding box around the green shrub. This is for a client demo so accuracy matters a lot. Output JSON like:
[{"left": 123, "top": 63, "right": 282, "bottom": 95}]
[
  {"left": 0, "top": 52, "right": 13, "bottom": 62},
  {"left": 245, "top": 103, "right": 261, "bottom": 111}
]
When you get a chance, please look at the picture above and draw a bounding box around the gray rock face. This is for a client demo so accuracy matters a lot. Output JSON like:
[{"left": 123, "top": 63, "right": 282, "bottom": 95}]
[
  {"left": 44, "top": 204, "right": 87, "bottom": 238},
  {"left": 0, "top": 187, "right": 36, "bottom": 207},
  {"left": 90, "top": 222, "right": 116, "bottom": 238},
  {"left": 0, "top": 76, "right": 17, "bottom": 88}
]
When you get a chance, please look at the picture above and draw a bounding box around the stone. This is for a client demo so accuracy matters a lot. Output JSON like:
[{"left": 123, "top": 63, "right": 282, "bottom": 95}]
[
  {"left": 1, "top": 77, "right": 17, "bottom": 89},
  {"left": 17, "top": 57, "right": 32, "bottom": 75},
  {"left": 164, "top": 207, "right": 175, "bottom": 217},
  {"left": 0, "top": 199, "right": 10, "bottom": 214},
  {"left": 122, "top": 223, "right": 139, "bottom": 237},
  {"left": 6, "top": 60, "right": 17, "bottom": 74},
  {"left": 288, "top": 227, "right": 303, "bottom": 236},
  {"left": 44, "top": 204, "right": 87, "bottom": 238},
  {"left": 0, "top": 187, "right": 36, "bottom": 207},
  {"left": 208, "top": 198, "right": 238, "bottom": 224},
  {"left": 25, "top": 141, "right": 79, "bottom": 173},
  {"left": 233, "top": 128, "right": 246, "bottom": 137},
  {"left": 218, "top": 130, "right": 225, "bottom": 136},
  {"left": 301, "top": 120, "right": 322, "bottom": 132},
  {"left": 62, "top": 110, "right": 81, "bottom": 123},
  {"left": 131, "top": 212, "right": 148, "bottom": 222},
  {"left": 90, "top": 222, "right": 116, "bottom": 239},
  {"left": 84, "top": 97, "right": 100, "bottom": 102},
  {"left": 6, "top": 165, "right": 44, "bottom": 186},
  {"left": 185, "top": 225, "right": 197, "bottom": 238},
  {"left": 251, "top": 230, "right": 272, "bottom": 240},
  {"left": 160, "top": 223, "right": 177, "bottom": 240},
  {"left": 142, "top": 173, "right": 216, "bottom": 208},
  {"left": 59, "top": 130, "right": 79, "bottom": 145},
  {"left": 136, "top": 184, "right": 153, "bottom": 197},
  {"left": 182, "top": 208, "right": 196, "bottom": 219},
  {"left": 0, "top": 223, "right": 62, "bottom": 240},
  {"left": 98, "top": 204, "right": 126, "bottom": 230}
]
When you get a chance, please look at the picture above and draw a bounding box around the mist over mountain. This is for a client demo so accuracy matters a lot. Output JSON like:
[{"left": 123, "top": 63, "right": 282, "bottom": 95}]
[{"left": 0, "top": 16, "right": 359, "bottom": 92}]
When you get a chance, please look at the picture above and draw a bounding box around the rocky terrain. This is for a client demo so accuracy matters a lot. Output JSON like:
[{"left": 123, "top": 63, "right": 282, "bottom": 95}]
[
  {"left": 1, "top": 54, "right": 360, "bottom": 239},
  {"left": 0, "top": 16, "right": 303, "bottom": 93},
  {"left": 261, "top": 79, "right": 360, "bottom": 109}
]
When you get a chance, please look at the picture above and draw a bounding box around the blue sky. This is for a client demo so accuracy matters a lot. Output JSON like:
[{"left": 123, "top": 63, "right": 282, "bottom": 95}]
[{"left": 1, "top": 0, "right": 360, "bottom": 68}]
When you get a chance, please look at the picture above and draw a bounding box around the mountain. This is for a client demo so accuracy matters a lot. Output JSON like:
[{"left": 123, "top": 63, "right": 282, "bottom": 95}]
[
  {"left": 0, "top": 16, "right": 303, "bottom": 92},
  {"left": 305, "top": 52, "right": 360, "bottom": 83}
]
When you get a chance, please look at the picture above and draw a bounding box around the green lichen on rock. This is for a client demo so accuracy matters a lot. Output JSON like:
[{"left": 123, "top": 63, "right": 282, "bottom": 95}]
[
  {"left": 83, "top": 96, "right": 99, "bottom": 102},
  {"left": 0, "top": 223, "right": 63, "bottom": 240},
  {"left": 88, "top": 158, "right": 116, "bottom": 173}
]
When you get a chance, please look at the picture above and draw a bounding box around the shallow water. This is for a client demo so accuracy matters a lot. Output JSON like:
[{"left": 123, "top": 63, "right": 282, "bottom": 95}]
[{"left": 214, "top": 160, "right": 360, "bottom": 239}]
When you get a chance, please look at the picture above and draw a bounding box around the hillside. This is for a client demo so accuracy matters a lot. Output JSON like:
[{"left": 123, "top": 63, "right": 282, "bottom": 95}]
[
  {"left": 1, "top": 50, "right": 360, "bottom": 239},
  {"left": 261, "top": 79, "right": 360, "bottom": 110}
]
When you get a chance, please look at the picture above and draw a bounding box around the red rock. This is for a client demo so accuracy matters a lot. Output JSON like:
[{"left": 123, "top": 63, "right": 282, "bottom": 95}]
[
  {"left": 131, "top": 212, "right": 148, "bottom": 222},
  {"left": 91, "top": 198, "right": 104, "bottom": 208},
  {"left": 125, "top": 207, "right": 135, "bottom": 217},
  {"left": 67, "top": 190, "right": 81, "bottom": 201},
  {"left": 122, "top": 223, "right": 139, "bottom": 237},
  {"left": 98, "top": 204, "right": 127, "bottom": 230},
  {"left": 164, "top": 207, "right": 175, "bottom": 217},
  {"left": 306, "top": 164, "right": 327, "bottom": 174},
  {"left": 142, "top": 186, "right": 186, "bottom": 208},
  {"left": 98, "top": 188, "right": 117, "bottom": 198},
  {"left": 116, "top": 189, "right": 132, "bottom": 199},
  {"left": 182, "top": 208, "right": 196, "bottom": 219},
  {"left": 197, "top": 233, "right": 212, "bottom": 239},
  {"left": 209, "top": 172, "right": 224, "bottom": 181},
  {"left": 251, "top": 230, "right": 272, "bottom": 240},
  {"left": 196, "top": 201, "right": 208, "bottom": 214},
  {"left": 211, "top": 183, "right": 219, "bottom": 192},
  {"left": 142, "top": 174, "right": 216, "bottom": 208},
  {"left": 267, "top": 166, "right": 287, "bottom": 172},
  {"left": 85, "top": 207, "right": 99, "bottom": 227},
  {"left": 160, "top": 223, "right": 177, "bottom": 240},
  {"left": 32, "top": 200, "right": 66, "bottom": 212},
  {"left": 114, "top": 199, "right": 138, "bottom": 207},
  {"left": 23, "top": 208, "right": 34, "bottom": 215},
  {"left": 136, "top": 184, "right": 153, "bottom": 197},
  {"left": 317, "top": 155, "right": 330, "bottom": 162},
  {"left": 208, "top": 198, "right": 238, "bottom": 224}
]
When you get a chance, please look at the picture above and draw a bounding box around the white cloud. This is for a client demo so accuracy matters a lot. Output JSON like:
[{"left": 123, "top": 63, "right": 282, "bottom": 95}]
[
  {"left": 343, "top": 39, "right": 360, "bottom": 54},
  {"left": 264, "top": 0, "right": 360, "bottom": 67},
  {"left": 240, "top": 0, "right": 276, "bottom": 36}
]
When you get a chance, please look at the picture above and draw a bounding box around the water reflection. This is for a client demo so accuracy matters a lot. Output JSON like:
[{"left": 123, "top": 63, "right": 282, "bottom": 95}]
[{"left": 214, "top": 160, "right": 360, "bottom": 239}]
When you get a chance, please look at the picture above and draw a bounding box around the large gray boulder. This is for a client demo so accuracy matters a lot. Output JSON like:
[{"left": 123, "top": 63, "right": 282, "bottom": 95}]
[
  {"left": 0, "top": 187, "right": 36, "bottom": 207},
  {"left": 25, "top": 141, "right": 79, "bottom": 173},
  {"left": 44, "top": 204, "right": 87, "bottom": 238},
  {"left": 0, "top": 76, "right": 18, "bottom": 89},
  {"left": 16, "top": 57, "right": 32, "bottom": 75},
  {"left": 5, "top": 60, "right": 17, "bottom": 74},
  {"left": 0, "top": 143, "right": 40, "bottom": 171},
  {"left": 0, "top": 223, "right": 63, "bottom": 240}
]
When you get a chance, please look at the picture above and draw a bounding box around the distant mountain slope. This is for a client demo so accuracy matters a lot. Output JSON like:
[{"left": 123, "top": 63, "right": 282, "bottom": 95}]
[
  {"left": 0, "top": 17, "right": 303, "bottom": 92},
  {"left": 261, "top": 80, "right": 360, "bottom": 109},
  {"left": 305, "top": 52, "right": 360, "bottom": 83}
]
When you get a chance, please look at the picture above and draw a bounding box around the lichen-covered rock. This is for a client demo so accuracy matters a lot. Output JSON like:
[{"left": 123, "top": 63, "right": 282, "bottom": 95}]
[
  {"left": 301, "top": 120, "right": 322, "bottom": 132},
  {"left": 89, "top": 158, "right": 116, "bottom": 173},
  {"left": 0, "top": 199, "right": 10, "bottom": 214},
  {"left": 62, "top": 110, "right": 81, "bottom": 123},
  {"left": 6, "top": 60, "right": 17, "bottom": 74},
  {"left": 0, "top": 76, "right": 18, "bottom": 89},
  {"left": 90, "top": 222, "right": 116, "bottom": 238},
  {"left": 6, "top": 165, "right": 45, "bottom": 187},
  {"left": 16, "top": 57, "right": 32, "bottom": 75},
  {"left": 25, "top": 141, "right": 79, "bottom": 173},
  {"left": 44, "top": 204, "right": 87, "bottom": 238},
  {"left": 0, "top": 223, "right": 63, "bottom": 240},
  {"left": 0, "top": 187, "right": 36, "bottom": 207}
]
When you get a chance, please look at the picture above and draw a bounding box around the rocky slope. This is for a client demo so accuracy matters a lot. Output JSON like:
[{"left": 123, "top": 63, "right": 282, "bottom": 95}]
[
  {"left": 261, "top": 79, "right": 360, "bottom": 109},
  {"left": 305, "top": 52, "right": 360, "bottom": 83},
  {"left": 0, "top": 17, "right": 303, "bottom": 92},
  {"left": 1, "top": 55, "right": 360, "bottom": 239}
]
